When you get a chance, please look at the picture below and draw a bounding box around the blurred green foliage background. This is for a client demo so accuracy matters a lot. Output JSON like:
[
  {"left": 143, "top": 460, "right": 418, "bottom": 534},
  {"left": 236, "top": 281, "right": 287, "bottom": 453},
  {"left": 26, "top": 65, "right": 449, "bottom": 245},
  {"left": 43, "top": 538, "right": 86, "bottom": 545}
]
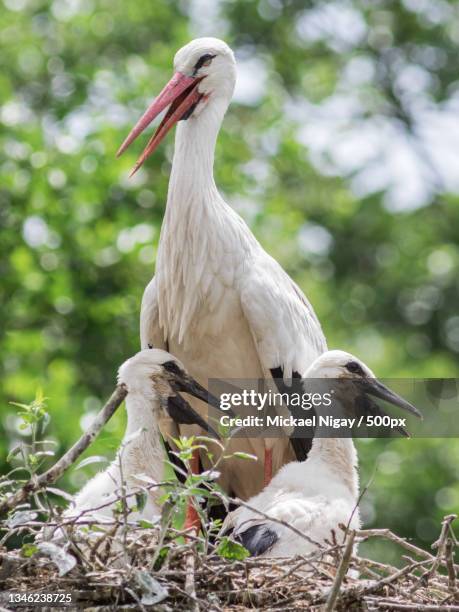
[{"left": 1, "top": 0, "right": 458, "bottom": 563}]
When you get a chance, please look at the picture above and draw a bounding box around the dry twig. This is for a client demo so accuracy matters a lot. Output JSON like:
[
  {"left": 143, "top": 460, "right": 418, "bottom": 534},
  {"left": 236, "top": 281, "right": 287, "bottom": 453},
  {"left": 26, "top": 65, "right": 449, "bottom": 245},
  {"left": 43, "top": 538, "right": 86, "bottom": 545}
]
[
  {"left": 0, "top": 385, "right": 128, "bottom": 516},
  {"left": 324, "top": 529, "right": 355, "bottom": 611}
]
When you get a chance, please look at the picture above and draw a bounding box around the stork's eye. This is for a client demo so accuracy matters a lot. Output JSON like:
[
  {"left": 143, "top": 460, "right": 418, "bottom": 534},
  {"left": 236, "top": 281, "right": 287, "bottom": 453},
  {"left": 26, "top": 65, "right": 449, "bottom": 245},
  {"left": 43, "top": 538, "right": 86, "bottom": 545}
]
[
  {"left": 345, "top": 361, "right": 365, "bottom": 376},
  {"left": 162, "top": 360, "right": 183, "bottom": 376},
  {"left": 194, "top": 53, "right": 216, "bottom": 72}
]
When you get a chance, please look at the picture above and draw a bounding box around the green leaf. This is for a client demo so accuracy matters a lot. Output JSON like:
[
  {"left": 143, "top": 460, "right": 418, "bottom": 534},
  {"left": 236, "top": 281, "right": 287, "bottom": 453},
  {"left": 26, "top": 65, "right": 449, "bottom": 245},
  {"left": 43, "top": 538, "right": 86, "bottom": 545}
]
[
  {"left": 177, "top": 449, "right": 193, "bottom": 461},
  {"left": 232, "top": 452, "right": 258, "bottom": 461},
  {"left": 21, "top": 543, "right": 38, "bottom": 558},
  {"left": 195, "top": 435, "right": 224, "bottom": 450},
  {"left": 10, "top": 402, "right": 31, "bottom": 410},
  {"left": 28, "top": 454, "right": 39, "bottom": 466},
  {"left": 152, "top": 546, "right": 169, "bottom": 571},
  {"left": 6, "top": 445, "right": 22, "bottom": 462},
  {"left": 135, "top": 491, "right": 147, "bottom": 512},
  {"left": 216, "top": 536, "right": 250, "bottom": 561}
]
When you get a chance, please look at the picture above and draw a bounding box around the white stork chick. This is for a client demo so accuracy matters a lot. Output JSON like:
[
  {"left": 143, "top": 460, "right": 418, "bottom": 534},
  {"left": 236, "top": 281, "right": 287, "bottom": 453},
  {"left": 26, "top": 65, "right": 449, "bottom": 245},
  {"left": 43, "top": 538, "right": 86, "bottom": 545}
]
[
  {"left": 65, "top": 349, "right": 218, "bottom": 525},
  {"left": 117, "top": 37, "right": 326, "bottom": 501},
  {"left": 223, "top": 351, "right": 422, "bottom": 558}
]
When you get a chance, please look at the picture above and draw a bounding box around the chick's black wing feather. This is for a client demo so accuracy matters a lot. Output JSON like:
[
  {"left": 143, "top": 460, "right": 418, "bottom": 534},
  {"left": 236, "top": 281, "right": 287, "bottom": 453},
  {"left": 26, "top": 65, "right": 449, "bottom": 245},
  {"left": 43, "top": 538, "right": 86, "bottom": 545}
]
[{"left": 234, "top": 524, "right": 278, "bottom": 557}]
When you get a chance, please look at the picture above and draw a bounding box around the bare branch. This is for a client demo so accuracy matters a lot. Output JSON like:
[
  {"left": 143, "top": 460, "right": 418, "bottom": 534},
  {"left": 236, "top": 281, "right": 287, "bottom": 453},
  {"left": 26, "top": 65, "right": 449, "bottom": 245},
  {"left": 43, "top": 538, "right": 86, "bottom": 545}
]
[
  {"left": 0, "top": 384, "right": 128, "bottom": 515},
  {"left": 325, "top": 529, "right": 355, "bottom": 612}
]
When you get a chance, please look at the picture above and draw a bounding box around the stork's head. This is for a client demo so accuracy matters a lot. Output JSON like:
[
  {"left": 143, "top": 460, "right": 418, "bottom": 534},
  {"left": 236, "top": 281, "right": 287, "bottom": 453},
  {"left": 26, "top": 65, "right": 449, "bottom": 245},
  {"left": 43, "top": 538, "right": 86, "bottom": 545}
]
[
  {"left": 305, "top": 350, "right": 376, "bottom": 380},
  {"left": 305, "top": 350, "right": 422, "bottom": 427},
  {"left": 118, "top": 348, "right": 221, "bottom": 437},
  {"left": 117, "top": 37, "right": 236, "bottom": 174},
  {"left": 174, "top": 38, "right": 236, "bottom": 102}
]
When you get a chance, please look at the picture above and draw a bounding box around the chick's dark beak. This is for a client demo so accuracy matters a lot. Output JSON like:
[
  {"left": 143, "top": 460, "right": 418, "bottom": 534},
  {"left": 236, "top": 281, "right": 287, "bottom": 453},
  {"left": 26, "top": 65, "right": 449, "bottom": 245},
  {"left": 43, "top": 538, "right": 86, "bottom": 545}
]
[
  {"left": 357, "top": 378, "right": 423, "bottom": 419},
  {"left": 166, "top": 370, "right": 234, "bottom": 439},
  {"left": 171, "top": 373, "right": 217, "bottom": 408},
  {"left": 171, "top": 373, "right": 234, "bottom": 416},
  {"left": 167, "top": 393, "right": 219, "bottom": 439}
]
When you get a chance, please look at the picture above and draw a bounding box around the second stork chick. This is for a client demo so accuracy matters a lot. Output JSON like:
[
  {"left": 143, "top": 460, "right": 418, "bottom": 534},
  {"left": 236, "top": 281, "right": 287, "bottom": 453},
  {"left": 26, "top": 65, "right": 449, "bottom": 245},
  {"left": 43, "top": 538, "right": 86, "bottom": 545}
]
[{"left": 224, "top": 351, "right": 422, "bottom": 558}]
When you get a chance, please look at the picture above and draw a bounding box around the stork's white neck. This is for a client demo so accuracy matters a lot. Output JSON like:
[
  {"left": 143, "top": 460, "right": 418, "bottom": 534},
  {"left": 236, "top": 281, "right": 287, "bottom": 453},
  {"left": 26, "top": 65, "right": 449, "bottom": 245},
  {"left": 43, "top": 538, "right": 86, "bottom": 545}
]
[
  {"left": 119, "top": 392, "right": 165, "bottom": 486},
  {"left": 167, "top": 98, "right": 229, "bottom": 211},
  {"left": 156, "top": 96, "right": 254, "bottom": 345},
  {"left": 308, "top": 436, "right": 358, "bottom": 498},
  {"left": 124, "top": 392, "right": 159, "bottom": 434},
  {"left": 71, "top": 390, "right": 165, "bottom": 519},
  {"left": 306, "top": 395, "right": 359, "bottom": 498}
]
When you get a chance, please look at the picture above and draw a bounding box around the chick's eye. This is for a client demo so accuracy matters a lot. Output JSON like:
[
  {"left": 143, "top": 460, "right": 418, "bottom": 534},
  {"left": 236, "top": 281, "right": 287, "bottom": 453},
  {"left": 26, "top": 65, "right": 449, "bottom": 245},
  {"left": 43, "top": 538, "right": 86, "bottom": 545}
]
[
  {"left": 346, "top": 361, "right": 365, "bottom": 376},
  {"left": 162, "top": 360, "right": 182, "bottom": 376}
]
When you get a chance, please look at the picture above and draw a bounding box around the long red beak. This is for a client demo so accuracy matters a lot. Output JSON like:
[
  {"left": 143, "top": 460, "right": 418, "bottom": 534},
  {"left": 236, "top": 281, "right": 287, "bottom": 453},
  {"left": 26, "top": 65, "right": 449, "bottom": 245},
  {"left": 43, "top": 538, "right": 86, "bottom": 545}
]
[{"left": 117, "top": 71, "right": 202, "bottom": 176}]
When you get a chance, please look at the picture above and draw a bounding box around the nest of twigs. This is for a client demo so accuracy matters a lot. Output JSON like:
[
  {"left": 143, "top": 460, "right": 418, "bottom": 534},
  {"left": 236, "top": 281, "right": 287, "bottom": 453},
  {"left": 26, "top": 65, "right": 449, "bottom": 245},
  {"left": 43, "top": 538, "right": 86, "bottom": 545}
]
[
  {"left": 0, "top": 391, "right": 457, "bottom": 610},
  {"left": 0, "top": 514, "right": 457, "bottom": 611}
]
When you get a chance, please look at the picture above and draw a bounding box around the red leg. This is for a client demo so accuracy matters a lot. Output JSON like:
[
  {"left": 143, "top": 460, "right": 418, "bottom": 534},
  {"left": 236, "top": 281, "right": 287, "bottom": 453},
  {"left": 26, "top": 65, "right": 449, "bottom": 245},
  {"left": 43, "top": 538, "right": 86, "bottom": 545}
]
[
  {"left": 184, "top": 448, "right": 201, "bottom": 534},
  {"left": 264, "top": 447, "right": 273, "bottom": 486}
]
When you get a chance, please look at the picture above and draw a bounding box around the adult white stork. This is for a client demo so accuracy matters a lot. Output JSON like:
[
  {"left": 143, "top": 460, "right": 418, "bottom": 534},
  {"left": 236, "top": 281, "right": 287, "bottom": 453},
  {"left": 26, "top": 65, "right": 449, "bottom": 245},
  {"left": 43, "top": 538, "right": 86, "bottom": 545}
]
[
  {"left": 64, "top": 349, "right": 218, "bottom": 525},
  {"left": 117, "top": 38, "right": 326, "bottom": 512},
  {"left": 223, "top": 351, "right": 422, "bottom": 558}
]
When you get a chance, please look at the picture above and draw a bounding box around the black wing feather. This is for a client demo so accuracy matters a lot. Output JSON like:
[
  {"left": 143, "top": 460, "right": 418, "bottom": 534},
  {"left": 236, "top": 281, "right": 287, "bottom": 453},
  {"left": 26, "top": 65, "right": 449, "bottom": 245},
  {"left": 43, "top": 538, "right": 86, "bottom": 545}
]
[
  {"left": 270, "top": 368, "right": 315, "bottom": 462},
  {"left": 163, "top": 439, "right": 187, "bottom": 484},
  {"left": 234, "top": 523, "right": 278, "bottom": 557}
]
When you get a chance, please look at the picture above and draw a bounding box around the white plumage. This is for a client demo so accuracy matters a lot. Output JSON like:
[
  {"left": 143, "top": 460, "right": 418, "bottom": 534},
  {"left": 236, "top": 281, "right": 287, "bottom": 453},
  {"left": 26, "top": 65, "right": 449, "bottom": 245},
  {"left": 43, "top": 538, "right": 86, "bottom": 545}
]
[
  {"left": 226, "top": 441, "right": 359, "bottom": 558},
  {"left": 119, "top": 37, "right": 327, "bottom": 500},
  {"left": 64, "top": 349, "right": 216, "bottom": 525},
  {"left": 224, "top": 351, "right": 421, "bottom": 558}
]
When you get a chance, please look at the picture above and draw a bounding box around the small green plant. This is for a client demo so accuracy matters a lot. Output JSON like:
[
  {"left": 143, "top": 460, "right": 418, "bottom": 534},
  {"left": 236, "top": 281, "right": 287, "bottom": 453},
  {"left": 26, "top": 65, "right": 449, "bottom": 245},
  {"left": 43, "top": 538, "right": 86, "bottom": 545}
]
[
  {"left": 1, "top": 390, "right": 62, "bottom": 538},
  {"left": 8, "top": 389, "right": 55, "bottom": 478},
  {"left": 216, "top": 536, "right": 250, "bottom": 561}
]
